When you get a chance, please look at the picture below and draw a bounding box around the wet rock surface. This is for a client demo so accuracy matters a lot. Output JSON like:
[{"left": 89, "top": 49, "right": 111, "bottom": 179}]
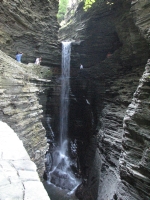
[{"left": 70, "top": 58, "right": 146, "bottom": 200}]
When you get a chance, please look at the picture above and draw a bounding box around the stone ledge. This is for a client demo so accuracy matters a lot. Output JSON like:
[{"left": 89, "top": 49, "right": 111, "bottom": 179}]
[{"left": 0, "top": 121, "right": 50, "bottom": 200}]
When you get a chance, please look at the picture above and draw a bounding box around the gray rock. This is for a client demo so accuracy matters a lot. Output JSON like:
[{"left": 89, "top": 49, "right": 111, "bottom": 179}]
[{"left": 0, "top": 121, "right": 50, "bottom": 200}]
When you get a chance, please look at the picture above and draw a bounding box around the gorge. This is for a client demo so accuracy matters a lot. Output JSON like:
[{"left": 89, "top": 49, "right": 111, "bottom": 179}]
[{"left": 0, "top": 0, "right": 150, "bottom": 200}]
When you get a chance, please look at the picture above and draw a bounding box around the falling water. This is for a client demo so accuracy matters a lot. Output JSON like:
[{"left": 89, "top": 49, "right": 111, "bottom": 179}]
[
  {"left": 46, "top": 42, "right": 80, "bottom": 194},
  {"left": 59, "top": 42, "right": 71, "bottom": 153}
]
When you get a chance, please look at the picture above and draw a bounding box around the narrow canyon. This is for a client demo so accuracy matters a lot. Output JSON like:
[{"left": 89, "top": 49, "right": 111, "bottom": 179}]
[{"left": 0, "top": 0, "right": 150, "bottom": 200}]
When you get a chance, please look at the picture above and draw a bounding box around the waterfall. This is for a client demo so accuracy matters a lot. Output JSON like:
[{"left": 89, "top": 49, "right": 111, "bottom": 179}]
[
  {"left": 59, "top": 42, "right": 71, "bottom": 153},
  {"left": 46, "top": 42, "right": 80, "bottom": 192}
]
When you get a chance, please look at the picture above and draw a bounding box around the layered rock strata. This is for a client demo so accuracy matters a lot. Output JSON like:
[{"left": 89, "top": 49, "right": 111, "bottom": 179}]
[
  {"left": 131, "top": 0, "right": 150, "bottom": 43},
  {"left": 0, "top": 50, "right": 51, "bottom": 178},
  {"left": 70, "top": 56, "right": 146, "bottom": 200},
  {"left": 0, "top": 0, "right": 61, "bottom": 66},
  {"left": 118, "top": 59, "right": 150, "bottom": 200},
  {"left": 59, "top": 0, "right": 150, "bottom": 68},
  {"left": 59, "top": 0, "right": 150, "bottom": 199}
]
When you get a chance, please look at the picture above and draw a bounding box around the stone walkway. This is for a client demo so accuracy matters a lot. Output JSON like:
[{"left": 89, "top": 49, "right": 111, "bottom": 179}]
[{"left": 0, "top": 121, "right": 50, "bottom": 200}]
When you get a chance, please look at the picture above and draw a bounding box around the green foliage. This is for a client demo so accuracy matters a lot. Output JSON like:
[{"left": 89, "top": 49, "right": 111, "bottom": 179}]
[
  {"left": 57, "top": 0, "right": 69, "bottom": 23},
  {"left": 83, "top": 0, "right": 114, "bottom": 11},
  {"left": 83, "top": 0, "right": 97, "bottom": 11}
]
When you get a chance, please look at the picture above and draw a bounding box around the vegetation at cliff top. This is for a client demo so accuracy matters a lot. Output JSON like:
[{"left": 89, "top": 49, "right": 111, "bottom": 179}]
[
  {"left": 57, "top": 0, "right": 69, "bottom": 23},
  {"left": 57, "top": 0, "right": 114, "bottom": 23},
  {"left": 83, "top": 0, "right": 114, "bottom": 11},
  {"left": 84, "top": 0, "right": 98, "bottom": 10}
]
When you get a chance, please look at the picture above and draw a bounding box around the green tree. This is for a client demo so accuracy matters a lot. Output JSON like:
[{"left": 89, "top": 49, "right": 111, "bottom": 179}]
[{"left": 57, "top": 0, "right": 69, "bottom": 23}]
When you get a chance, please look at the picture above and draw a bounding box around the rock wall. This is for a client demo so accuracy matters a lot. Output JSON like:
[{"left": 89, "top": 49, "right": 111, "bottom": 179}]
[
  {"left": 60, "top": 0, "right": 150, "bottom": 67},
  {"left": 131, "top": 0, "right": 150, "bottom": 43},
  {"left": 118, "top": 59, "right": 150, "bottom": 200},
  {"left": 0, "top": 50, "right": 52, "bottom": 178},
  {"left": 70, "top": 55, "right": 147, "bottom": 200},
  {"left": 59, "top": 0, "right": 150, "bottom": 199},
  {"left": 0, "top": 0, "right": 62, "bottom": 182},
  {"left": 0, "top": 0, "right": 61, "bottom": 66},
  {"left": 0, "top": 0, "right": 150, "bottom": 198}
]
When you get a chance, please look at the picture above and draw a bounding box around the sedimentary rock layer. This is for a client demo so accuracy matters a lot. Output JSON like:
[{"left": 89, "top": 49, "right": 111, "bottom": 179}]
[
  {"left": 0, "top": 50, "right": 50, "bottom": 178},
  {"left": 59, "top": 0, "right": 150, "bottom": 199},
  {"left": 59, "top": 0, "right": 150, "bottom": 68},
  {"left": 118, "top": 59, "right": 150, "bottom": 200},
  {"left": 0, "top": 0, "right": 61, "bottom": 66}
]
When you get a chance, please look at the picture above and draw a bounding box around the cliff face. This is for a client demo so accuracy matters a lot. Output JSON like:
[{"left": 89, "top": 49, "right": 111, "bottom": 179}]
[
  {"left": 59, "top": 0, "right": 149, "bottom": 68},
  {"left": 0, "top": 0, "right": 61, "bottom": 66},
  {"left": 59, "top": 0, "right": 150, "bottom": 199},
  {"left": 118, "top": 60, "right": 150, "bottom": 200},
  {"left": 0, "top": 0, "right": 61, "bottom": 178},
  {"left": 0, "top": 50, "right": 52, "bottom": 178},
  {"left": 0, "top": 0, "right": 150, "bottom": 198}
]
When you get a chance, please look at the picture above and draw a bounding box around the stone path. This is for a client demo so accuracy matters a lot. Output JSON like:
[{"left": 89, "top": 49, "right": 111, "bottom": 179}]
[{"left": 0, "top": 121, "right": 50, "bottom": 200}]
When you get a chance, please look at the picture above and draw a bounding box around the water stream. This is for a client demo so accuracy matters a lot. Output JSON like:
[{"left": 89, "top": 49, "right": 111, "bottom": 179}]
[
  {"left": 59, "top": 41, "right": 71, "bottom": 152},
  {"left": 44, "top": 42, "right": 80, "bottom": 198}
]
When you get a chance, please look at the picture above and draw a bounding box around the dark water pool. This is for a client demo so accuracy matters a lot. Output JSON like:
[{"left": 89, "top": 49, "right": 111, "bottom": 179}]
[{"left": 43, "top": 181, "right": 79, "bottom": 200}]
